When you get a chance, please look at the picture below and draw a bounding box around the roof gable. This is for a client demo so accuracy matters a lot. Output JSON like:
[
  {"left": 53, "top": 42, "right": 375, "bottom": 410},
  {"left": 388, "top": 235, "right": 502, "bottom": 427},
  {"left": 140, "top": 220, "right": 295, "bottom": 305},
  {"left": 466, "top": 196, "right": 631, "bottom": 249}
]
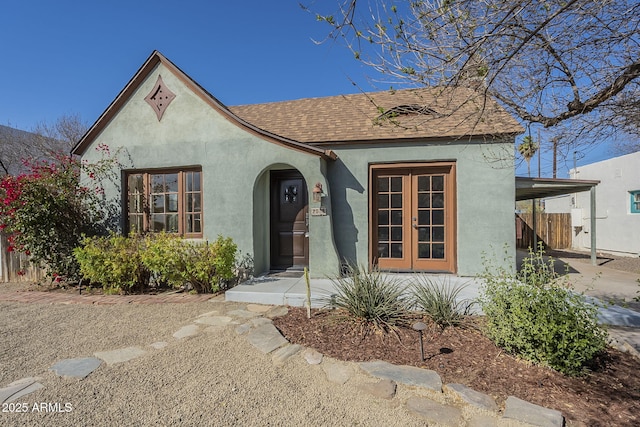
[{"left": 72, "top": 51, "right": 336, "bottom": 160}]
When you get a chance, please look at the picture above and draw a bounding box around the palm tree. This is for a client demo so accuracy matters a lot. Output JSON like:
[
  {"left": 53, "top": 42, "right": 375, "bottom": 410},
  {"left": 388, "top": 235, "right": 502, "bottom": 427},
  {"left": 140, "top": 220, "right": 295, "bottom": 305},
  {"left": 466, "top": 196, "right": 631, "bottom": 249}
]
[{"left": 518, "top": 136, "right": 538, "bottom": 177}]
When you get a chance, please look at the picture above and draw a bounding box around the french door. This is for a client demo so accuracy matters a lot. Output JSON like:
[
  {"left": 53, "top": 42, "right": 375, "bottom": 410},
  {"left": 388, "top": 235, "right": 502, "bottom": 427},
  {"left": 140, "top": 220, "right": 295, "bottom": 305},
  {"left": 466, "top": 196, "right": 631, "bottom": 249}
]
[{"left": 371, "top": 163, "right": 456, "bottom": 272}]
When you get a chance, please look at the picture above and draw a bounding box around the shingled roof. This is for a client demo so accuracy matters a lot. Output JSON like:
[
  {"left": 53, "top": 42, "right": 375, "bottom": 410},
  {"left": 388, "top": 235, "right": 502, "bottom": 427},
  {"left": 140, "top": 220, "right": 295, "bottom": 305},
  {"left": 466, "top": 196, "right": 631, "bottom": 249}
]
[{"left": 230, "top": 87, "right": 523, "bottom": 145}]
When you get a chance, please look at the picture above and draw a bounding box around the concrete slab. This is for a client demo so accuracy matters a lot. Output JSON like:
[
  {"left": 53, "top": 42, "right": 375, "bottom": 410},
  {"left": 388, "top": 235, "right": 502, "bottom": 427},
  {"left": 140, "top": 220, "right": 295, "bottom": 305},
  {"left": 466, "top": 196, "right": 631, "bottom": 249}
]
[
  {"left": 49, "top": 357, "right": 102, "bottom": 379},
  {"left": 0, "top": 377, "right": 44, "bottom": 403},
  {"left": 94, "top": 346, "right": 147, "bottom": 365},
  {"left": 359, "top": 360, "right": 442, "bottom": 392}
]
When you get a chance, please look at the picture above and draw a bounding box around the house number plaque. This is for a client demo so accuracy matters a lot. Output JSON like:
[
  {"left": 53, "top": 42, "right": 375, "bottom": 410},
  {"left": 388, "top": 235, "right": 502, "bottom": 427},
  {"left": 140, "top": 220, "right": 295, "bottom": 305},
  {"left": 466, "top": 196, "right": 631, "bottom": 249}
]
[{"left": 310, "top": 207, "right": 327, "bottom": 216}]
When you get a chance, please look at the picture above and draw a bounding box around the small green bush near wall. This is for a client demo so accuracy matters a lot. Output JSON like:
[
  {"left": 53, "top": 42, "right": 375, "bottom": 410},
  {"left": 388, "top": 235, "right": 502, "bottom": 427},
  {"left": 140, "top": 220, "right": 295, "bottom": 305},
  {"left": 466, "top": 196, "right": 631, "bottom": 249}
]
[
  {"left": 74, "top": 234, "right": 238, "bottom": 294},
  {"left": 479, "top": 247, "right": 607, "bottom": 376},
  {"left": 74, "top": 233, "right": 149, "bottom": 294}
]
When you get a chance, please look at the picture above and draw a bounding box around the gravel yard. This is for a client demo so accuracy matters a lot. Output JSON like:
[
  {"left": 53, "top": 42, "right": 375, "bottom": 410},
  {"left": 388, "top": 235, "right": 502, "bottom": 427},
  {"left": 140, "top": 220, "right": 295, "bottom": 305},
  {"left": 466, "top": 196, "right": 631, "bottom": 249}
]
[{"left": 0, "top": 293, "right": 431, "bottom": 427}]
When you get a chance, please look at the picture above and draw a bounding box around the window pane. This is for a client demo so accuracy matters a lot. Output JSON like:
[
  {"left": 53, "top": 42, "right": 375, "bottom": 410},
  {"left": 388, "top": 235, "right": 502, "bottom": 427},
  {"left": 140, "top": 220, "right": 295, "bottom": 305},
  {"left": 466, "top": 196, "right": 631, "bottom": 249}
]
[
  {"left": 166, "top": 194, "right": 178, "bottom": 213},
  {"left": 378, "top": 194, "right": 389, "bottom": 209},
  {"left": 167, "top": 214, "right": 179, "bottom": 233},
  {"left": 193, "top": 172, "right": 201, "bottom": 192},
  {"left": 165, "top": 173, "right": 178, "bottom": 192},
  {"left": 151, "top": 174, "right": 165, "bottom": 193},
  {"left": 151, "top": 215, "right": 164, "bottom": 232},
  {"left": 128, "top": 174, "right": 143, "bottom": 192},
  {"left": 193, "top": 194, "right": 201, "bottom": 212},
  {"left": 186, "top": 194, "right": 193, "bottom": 212},
  {"left": 152, "top": 195, "right": 164, "bottom": 213}
]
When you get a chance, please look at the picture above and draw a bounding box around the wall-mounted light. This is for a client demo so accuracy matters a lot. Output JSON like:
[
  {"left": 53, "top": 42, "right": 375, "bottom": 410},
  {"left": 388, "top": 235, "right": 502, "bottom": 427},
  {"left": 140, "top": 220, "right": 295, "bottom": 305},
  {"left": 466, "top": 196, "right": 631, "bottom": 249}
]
[{"left": 312, "top": 182, "right": 324, "bottom": 203}]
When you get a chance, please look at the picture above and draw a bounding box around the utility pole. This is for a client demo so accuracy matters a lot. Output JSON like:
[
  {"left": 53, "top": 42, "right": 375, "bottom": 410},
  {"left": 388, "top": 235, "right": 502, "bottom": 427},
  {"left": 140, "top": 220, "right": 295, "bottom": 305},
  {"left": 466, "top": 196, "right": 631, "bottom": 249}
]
[{"left": 552, "top": 137, "right": 558, "bottom": 178}]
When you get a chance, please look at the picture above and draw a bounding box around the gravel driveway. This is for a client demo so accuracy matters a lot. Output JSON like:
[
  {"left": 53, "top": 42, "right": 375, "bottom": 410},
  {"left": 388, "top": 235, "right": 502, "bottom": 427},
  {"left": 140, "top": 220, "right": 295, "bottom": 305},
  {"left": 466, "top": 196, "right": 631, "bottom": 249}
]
[{"left": 0, "top": 292, "right": 430, "bottom": 426}]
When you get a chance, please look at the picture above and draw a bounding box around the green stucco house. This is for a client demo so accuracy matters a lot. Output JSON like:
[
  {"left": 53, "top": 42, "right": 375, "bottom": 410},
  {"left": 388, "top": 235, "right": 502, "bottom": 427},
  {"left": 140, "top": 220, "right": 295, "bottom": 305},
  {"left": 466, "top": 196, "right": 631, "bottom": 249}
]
[{"left": 72, "top": 51, "right": 523, "bottom": 278}]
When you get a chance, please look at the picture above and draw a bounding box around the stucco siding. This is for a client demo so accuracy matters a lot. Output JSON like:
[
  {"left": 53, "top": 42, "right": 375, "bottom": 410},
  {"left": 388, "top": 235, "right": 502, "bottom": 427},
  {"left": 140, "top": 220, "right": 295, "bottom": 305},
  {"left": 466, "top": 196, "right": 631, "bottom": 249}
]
[
  {"left": 328, "top": 141, "right": 516, "bottom": 276},
  {"left": 80, "top": 64, "right": 340, "bottom": 276}
]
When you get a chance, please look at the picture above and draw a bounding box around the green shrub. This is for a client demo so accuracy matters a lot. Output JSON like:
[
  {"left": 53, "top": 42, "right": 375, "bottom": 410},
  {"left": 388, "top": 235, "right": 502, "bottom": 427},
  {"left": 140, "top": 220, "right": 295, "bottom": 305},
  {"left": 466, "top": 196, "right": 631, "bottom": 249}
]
[
  {"left": 324, "top": 265, "right": 409, "bottom": 331},
  {"left": 140, "top": 234, "right": 238, "bottom": 293},
  {"left": 75, "top": 233, "right": 238, "bottom": 294},
  {"left": 73, "top": 233, "right": 149, "bottom": 293},
  {"left": 410, "top": 275, "right": 474, "bottom": 328},
  {"left": 479, "top": 247, "right": 607, "bottom": 376}
]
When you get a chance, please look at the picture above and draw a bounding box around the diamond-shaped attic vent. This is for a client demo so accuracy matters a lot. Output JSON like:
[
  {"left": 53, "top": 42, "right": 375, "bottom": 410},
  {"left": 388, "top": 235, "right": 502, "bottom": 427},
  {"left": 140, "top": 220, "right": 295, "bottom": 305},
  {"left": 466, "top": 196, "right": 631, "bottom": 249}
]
[{"left": 145, "top": 75, "right": 176, "bottom": 121}]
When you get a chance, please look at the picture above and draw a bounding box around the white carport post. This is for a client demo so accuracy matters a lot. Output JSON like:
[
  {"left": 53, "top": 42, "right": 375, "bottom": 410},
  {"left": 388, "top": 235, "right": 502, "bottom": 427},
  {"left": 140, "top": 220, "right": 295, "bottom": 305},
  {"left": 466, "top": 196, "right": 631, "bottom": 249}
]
[{"left": 590, "top": 186, "right": 597, "bottom": 266}]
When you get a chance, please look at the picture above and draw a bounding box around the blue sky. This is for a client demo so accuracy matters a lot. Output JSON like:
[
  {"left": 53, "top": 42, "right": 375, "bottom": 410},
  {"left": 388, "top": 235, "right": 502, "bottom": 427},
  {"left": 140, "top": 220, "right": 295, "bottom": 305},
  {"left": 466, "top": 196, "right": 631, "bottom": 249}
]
[{"left": 0, "top": 1, "right": 623, "bottom": 177}]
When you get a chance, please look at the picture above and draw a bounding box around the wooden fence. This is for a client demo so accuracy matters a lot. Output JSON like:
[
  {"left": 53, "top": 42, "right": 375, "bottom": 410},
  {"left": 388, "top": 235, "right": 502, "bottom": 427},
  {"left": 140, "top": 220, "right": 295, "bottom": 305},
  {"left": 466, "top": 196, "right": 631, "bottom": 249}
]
[
  {"left": 515, "top": 213, "right": 572, "bottom": 250},
  {"left": 0, "top": 232, "right": 45, "bottom": 282}
]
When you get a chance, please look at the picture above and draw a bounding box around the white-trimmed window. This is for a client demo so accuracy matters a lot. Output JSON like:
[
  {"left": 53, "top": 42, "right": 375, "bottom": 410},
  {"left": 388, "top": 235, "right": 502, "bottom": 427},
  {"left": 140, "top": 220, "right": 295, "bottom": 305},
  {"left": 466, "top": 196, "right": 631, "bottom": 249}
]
[
  {"left": 631, "top": 191, "right": 640, "bottom": 214},
  {"left": 126, "top": 169, "right": 202, "bottom": 237}
]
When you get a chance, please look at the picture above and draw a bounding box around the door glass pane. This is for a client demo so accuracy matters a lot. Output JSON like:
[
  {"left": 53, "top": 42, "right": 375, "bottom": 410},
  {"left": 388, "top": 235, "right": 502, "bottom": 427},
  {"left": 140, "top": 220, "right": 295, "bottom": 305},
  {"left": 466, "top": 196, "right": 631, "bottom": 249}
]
[
  {"left": 418, "top": 193, "right": 430, "bottom": 208},
  {"left": 418, "top": 243, "right": 430, "bottom": 258},
  {"left": 418, "top": 176, "right": 430, "bottom": 192},
  {"left": 432, "top": 176, "right": 444, "bottom": 191},
  {"left": 378, "top": 243, "right": 389, "bottom": 258},
  {"left": 432, "top": 210, "right": 444, "bottom": 225},
  {"left": 432, "top": 226, "right": 445, "bottom": 242},
  {"left": 378, "top": 194, "right": 389, "bottom": 209},
  {"left": 391, "top": 177, "right": 402, "bottom": 192},
  {"left": 432, "top": 243, "right": 445, "bottom": 259},
  {"left": 418, "top": 227, "right": 430, "bottom": 242},
  {"left": 391, "top": 210, "right": 403, "bottom": 225},
  {"left": 377, "top": 177, "right": 389, "bottom": 192},
  {"left": 378, "top": 227, "right": 389, "bottom": 241},
  {"left": 418, "top": 210, "right": 430, "bottom": 225},
  {"left": 432, "top": 193, "right": 444, "bottom": 208},
  {"left": 391, "top": 194, "right": 402, "bottom": 208},
  {"left": 378, "top": 210, "right": 389, "bottom": 225},
  {"left": 391, "top": 226, "right": 402, "bottom": 241},
  {"left": 391, "top": 243, "right": 403, "bottom": 258}
]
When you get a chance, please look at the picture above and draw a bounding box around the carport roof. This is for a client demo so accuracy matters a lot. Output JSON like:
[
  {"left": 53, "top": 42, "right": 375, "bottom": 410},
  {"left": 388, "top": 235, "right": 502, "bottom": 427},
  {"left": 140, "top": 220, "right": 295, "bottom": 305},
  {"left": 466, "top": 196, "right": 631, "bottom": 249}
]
[{"left": 515, "top": 177, "right": 599, "bottom": 201}]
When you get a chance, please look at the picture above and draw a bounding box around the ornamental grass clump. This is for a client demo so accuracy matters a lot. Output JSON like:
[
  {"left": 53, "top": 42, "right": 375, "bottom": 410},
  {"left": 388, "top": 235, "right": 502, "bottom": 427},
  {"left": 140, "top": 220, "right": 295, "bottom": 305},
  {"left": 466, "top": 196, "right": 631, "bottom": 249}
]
[
  {"left": 324, "top": 265, "right": 409, "bottom": 331},
  {"left": 410, "top": 275, "right": 474, "bottom": 328},
  {"left": 479, "top": 246, "right": 607, "bottom": 376}
]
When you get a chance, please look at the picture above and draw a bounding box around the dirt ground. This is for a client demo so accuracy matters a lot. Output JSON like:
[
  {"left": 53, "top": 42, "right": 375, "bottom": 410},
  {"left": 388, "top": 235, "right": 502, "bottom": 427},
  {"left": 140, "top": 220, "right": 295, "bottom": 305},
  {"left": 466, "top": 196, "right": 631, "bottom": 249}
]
[{"left": 273, "top": 307, "right": 640, "bottom": 427}]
